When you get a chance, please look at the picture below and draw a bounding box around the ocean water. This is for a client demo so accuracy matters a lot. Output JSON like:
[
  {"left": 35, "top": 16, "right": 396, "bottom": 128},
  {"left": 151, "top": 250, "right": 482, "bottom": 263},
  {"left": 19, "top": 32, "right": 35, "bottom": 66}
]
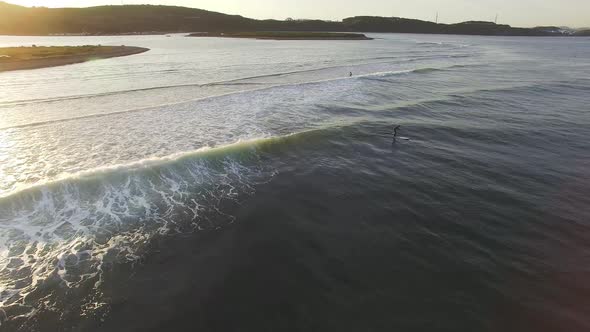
[{"left": 0, "top": 33, "right": 589, "bottom": 331}]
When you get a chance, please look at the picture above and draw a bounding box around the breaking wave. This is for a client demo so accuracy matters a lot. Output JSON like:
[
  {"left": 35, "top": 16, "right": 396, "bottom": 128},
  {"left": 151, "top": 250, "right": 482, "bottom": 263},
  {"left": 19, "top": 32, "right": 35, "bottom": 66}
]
[{"left": 0, "top": 137, "right": 278, "bottom": 317}]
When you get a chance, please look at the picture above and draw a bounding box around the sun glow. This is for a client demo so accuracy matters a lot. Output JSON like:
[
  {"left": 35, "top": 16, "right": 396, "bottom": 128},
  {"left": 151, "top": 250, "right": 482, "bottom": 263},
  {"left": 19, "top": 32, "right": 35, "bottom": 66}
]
[
  {"left": 4, "top": 0, "right": 590, "bottom": 31},
  {"left": 5, "top": 0, "right": 119, "bottom": 8}
]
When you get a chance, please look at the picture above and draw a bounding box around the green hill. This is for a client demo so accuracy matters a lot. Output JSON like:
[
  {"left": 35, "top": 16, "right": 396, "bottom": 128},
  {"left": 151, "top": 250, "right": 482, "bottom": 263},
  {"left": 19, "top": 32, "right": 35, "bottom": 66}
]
[{"left": 0, "top": 1, "right": 573, "bottom": 36}]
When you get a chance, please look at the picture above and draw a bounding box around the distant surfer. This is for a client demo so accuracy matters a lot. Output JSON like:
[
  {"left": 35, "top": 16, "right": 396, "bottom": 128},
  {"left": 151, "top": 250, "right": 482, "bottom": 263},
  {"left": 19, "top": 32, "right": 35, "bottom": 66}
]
[
  {"left": 393, "top": 125, "right": 401, "bottom": 142},
  {"left": 349, "top": 72, "right": 353, "bottom": 77},
  {"left": 392, "top": 125, "right": 410, "bottom": 143}
]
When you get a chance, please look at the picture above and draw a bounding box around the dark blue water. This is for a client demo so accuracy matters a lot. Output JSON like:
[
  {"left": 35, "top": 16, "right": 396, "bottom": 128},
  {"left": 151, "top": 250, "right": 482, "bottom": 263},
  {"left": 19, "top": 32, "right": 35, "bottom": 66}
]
[{"left": 0, "top": 35, "right": 589, "bottom": 331}]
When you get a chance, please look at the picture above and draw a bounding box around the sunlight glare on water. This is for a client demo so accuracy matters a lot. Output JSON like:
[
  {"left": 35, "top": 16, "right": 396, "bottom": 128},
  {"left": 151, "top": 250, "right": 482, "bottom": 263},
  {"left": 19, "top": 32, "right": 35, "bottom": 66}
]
[{"left": 0, "top": 33, "right": 589, "bottom": 331}]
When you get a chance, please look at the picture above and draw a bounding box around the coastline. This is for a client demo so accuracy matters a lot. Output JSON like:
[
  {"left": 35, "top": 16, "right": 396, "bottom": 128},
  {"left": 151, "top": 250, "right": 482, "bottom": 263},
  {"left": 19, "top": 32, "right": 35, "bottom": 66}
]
[
  {"left": 0, "top": 46, "right": 149, "bottom": 72},
  {"left": 187, "top": 32, "right": 373, "bottom": 40}
]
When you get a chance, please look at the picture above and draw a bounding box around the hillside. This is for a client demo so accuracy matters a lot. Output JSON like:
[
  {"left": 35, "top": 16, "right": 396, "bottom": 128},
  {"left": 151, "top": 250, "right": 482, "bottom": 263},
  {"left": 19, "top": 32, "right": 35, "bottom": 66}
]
[
  {"left": 0, "top": 1, "right": 575, "bottom": 36},
  {"left": 0, "top": 2, "right": 256, "bottom": 35}
]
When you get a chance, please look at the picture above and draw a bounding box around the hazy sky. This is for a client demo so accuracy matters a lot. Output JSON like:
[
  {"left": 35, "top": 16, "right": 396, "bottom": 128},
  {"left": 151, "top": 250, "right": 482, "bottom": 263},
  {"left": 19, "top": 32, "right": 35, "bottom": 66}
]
[{"left": 6, "top": 0, "right": 590, "bottom": 27}]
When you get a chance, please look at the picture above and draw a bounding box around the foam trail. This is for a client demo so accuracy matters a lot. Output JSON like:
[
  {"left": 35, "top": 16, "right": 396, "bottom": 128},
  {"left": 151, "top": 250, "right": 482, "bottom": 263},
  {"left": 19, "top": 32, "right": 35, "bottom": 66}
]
[
  {"left": 0, "top": 64, "right": 468, "bottom": 131},
  {"left": 0, "top": 137, "right": 278, "bottom": 316},
  {"left": 0, "top": 52, "right": 475, "bottom": 109}
]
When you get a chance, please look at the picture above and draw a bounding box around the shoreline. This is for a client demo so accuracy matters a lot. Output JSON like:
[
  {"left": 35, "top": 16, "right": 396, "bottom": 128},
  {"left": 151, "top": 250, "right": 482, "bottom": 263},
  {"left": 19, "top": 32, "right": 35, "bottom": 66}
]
[
  {"left": 187, "top": 32, "right": 373, "bottom": 40},
  {"left": 1, "top": 32, "right": 584, "bottom": 38},
  {"left": 0, "top": 46, "right": 149, "bottom": 73}
]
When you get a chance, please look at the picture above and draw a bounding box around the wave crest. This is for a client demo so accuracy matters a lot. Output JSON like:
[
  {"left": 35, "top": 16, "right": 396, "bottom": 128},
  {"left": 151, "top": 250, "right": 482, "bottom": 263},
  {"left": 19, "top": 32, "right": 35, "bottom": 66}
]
[{"left": 0, "top": 139, "right": 276, "bottom": 318}]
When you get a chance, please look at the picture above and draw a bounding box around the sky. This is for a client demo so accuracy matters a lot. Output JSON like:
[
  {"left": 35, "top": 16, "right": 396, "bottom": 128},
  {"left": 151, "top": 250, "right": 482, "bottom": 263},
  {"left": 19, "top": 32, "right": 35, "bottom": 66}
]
[{"left": 5, "top": 0, "right": 590, "bottom": 28}]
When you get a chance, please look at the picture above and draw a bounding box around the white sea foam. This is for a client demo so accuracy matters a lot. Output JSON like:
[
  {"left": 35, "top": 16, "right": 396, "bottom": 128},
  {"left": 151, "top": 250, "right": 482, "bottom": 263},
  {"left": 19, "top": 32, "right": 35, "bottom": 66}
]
[
  {"left": 0, "top": 34, "right": 486, "bottom": 324},
  {"left": 0, "top": 138, "right": 277, "bottom": 313}
]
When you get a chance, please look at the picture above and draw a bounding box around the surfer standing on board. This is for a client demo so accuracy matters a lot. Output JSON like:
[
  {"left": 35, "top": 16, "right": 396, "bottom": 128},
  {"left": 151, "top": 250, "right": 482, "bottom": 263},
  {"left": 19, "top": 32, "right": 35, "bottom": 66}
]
[
  {"left": 349, "top": 72, "right": 353, "bottom": 77},
  {"left": 393, "top": 125, "right": 401, "bottom": 143},
  {"left": 392, "top": 125, "right": 410, "bottom": 143}
]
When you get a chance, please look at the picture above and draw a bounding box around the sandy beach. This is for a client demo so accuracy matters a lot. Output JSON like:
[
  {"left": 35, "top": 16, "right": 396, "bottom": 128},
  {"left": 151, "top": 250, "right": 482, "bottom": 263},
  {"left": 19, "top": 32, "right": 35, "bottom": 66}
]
[{"left": 0, "top": 45, "right": 149, "bottom": 72}]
